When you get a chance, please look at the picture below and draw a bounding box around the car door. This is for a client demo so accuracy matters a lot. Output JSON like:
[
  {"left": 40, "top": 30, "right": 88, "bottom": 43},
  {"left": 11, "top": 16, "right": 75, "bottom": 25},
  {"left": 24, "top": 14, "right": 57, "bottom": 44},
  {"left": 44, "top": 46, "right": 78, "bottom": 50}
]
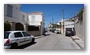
[
  {"left": 14, "top": 32, "right": 25, "bottom": 46},
  {"left": 22, "top": 32, "right": 32, "bottom": 44}
]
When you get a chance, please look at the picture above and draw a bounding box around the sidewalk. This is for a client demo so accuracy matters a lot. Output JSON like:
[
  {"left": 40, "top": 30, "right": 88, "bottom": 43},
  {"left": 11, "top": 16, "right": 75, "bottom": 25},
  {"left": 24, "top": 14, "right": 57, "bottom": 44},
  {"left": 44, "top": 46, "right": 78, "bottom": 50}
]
[{"left": 71, "top": 36, "right": 84, "bottom": 49}]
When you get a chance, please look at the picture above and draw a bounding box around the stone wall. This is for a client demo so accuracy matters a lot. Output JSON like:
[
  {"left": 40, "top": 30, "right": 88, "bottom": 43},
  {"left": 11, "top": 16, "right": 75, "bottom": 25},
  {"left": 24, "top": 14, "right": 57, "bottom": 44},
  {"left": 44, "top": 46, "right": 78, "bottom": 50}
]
[
  {"left": 75, "top": 11, "right": 84, "bottom": 41},
  {"left": 75, "top": 21, "right": 84, "bottom": 41},
  {"left": 27, "top": 31, "right": 41, "bottom": 36}
]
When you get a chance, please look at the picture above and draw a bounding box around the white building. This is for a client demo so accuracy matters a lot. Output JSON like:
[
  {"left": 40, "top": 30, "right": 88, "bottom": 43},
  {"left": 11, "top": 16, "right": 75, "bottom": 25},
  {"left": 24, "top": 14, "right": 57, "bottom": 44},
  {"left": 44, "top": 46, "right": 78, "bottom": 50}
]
[
  {"left": 4, "top": 4, "right": 28, "bottom": 31},
  {"left": 4, "top": 4, "right": 45, "bottom": 36},
  {"left": 27, "top": 12, "right": 44, "bottom": 36},
  {"left": 64, "top": 21, "right": 74, "bottom": 31},
  {"left": 57, "top": 19, "right": 74, "bottom": 34}
]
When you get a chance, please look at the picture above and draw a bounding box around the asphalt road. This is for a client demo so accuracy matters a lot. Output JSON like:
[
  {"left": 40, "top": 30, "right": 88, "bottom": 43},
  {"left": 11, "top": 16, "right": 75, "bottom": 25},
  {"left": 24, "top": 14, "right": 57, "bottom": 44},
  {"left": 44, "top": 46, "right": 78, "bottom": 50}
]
[{"left": 18, "top": 32, "right": 81, "bottom": 49}]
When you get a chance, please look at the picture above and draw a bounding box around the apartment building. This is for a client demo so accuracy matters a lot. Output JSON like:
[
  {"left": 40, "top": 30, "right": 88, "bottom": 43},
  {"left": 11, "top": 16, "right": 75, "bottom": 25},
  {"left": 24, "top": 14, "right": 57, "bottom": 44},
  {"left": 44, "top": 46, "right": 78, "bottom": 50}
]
[
  {"left": 27, "top": 12, "right": 44, "bottom": 36},
  {"left": 64, "top": 20, "right": 74, "bottom": 33},
  {"left": 4, "top": 4, "right": 45, "bottom": 36},
  {"left": 57, "top": 19, "right": 74, "bottom": 34},
  {"left": 4, "top": 4, "right": 28, "bottom": 31}
]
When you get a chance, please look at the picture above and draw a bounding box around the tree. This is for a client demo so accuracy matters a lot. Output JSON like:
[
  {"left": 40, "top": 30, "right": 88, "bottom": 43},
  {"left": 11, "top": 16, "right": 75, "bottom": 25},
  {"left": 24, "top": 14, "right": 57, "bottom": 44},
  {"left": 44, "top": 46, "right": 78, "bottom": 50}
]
[
  {"left": 77, "top": 8, "right": 84, "bottom": 23},
  {"left": 4, "top": 22, "right": 11, "bottom": 31}
]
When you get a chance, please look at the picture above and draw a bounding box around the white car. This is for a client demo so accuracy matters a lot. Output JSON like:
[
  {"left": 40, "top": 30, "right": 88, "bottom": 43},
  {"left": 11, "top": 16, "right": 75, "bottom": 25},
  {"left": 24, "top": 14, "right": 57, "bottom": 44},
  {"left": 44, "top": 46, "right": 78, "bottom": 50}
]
[
  {"left": 54, "top": 30, "right": 61, "bottom": 34},
  {"left": 4, "top": 31, "right": 35, "bottom": 49}
]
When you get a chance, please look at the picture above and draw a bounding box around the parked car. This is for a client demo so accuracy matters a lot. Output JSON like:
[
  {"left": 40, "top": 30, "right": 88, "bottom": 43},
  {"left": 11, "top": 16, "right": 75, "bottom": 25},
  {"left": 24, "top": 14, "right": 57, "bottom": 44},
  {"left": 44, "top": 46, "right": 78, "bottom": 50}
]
[
  {"left": 54, "top": 30, "right": 61, "bottom": 34},
  {"left": 4, "top": 31, "right": 35, "bottom": 49},
  {"left": 51, "top": 29, "right": 56, "bottom": 33},
  {"left": 45, "top": 29, "right": 48, "bottom": 32},
  {"left": 65, "top": 30, "right": 73, "bottom": 36}
]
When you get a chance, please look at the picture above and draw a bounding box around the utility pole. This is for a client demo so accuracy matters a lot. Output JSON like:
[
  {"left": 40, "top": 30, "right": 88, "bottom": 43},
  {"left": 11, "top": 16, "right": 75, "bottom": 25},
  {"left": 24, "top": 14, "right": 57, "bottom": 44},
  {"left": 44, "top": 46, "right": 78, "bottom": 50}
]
[
  {"left": 73, "top": 13, "right": 76, "bottom": 35},
  {"left": 52, "top": 18, "right": 54, "bottom": 29},
  {"left": 52, "top": 18, "right": 53, "bottom": 24},
  {"left": 62, "top": 9, "right": 64, "bottom": 34}
]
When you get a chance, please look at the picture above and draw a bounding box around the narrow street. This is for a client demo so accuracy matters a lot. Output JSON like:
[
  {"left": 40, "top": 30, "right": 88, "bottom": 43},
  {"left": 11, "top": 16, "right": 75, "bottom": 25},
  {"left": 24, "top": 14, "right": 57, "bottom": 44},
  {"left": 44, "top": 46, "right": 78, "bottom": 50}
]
[
  {"left": 4, "top": 4, "right": 84, "bottom": 50},
  {"left": 23, "top": 32, "right": 81, "bottom": 49}
]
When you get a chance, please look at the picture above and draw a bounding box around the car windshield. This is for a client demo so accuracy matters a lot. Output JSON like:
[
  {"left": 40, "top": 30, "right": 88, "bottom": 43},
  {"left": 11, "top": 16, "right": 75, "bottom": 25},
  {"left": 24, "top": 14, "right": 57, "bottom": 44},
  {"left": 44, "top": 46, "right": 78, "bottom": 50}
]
[
  {"left": 67, "top": 31, "right": 72, "bottom": 33},
  {"left": 4, "top": 32, "right": 10, "bottom": 39}
]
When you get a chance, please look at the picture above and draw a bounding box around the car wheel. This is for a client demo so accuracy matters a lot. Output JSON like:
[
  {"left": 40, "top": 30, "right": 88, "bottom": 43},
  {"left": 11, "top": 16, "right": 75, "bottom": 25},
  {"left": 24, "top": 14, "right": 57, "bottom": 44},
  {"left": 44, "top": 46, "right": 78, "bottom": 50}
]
[
  {"left": 65, "top": 34, "right": 67, "bottom": 36},
  {"left": 10, "top": 43, "right": 18, "bottom": 49},
  {"left": 31, "top": 38, "right": 35, "bottom": 44}
]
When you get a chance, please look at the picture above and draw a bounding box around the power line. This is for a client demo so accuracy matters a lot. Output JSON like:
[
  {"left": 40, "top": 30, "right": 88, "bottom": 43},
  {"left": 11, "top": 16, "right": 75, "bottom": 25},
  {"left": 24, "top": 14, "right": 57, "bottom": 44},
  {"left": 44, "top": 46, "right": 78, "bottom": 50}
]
[{"left": 45, "top": 10, "right": 61, "bottom": 18}]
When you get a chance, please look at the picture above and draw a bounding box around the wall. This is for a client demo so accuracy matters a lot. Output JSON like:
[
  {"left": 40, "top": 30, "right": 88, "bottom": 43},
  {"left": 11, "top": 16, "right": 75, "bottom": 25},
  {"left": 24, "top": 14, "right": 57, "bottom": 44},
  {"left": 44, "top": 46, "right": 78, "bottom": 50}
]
[
  {"left": 27, "top": 31, "right": 41, "bottom": 36},
  {"left": 28, "top": 15, "right": 43, "bottom": 25},
  {"left": 75, "top": 12, "right": 84, "bottom": 41},
  {"left": 19, "top": 11, "right": 28, "bottom": 25},
  {"left": 4, "top": 4, "right": 21, "bottom": 22},
  {"left": 28, "top": 14, "right": 44, "bottom": 35},
  {"left": 64, "top": 21, "right": 74, "bottom": 28},
  {"left": 25, "top": 24, "right": 41, "bottom": 36},
  {"left": 4, "top": 4, "right": 28, "bottom": 25},
  {"left": 75, "top": 18, "right": 84, "bottom": 40},
  {"left": 4, "top": 4, "right": 27, "bottom": 31}
]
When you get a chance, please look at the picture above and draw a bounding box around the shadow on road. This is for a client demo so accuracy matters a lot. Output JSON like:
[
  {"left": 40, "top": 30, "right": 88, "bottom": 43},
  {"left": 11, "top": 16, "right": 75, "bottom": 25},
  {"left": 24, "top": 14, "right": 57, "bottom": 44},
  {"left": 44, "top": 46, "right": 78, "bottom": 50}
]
[
  {"left": 17, "top": 42, "right": 37, "bottom": 49},
  {"left": 66, "top": 35, "right": 72, "bottom": 37}
]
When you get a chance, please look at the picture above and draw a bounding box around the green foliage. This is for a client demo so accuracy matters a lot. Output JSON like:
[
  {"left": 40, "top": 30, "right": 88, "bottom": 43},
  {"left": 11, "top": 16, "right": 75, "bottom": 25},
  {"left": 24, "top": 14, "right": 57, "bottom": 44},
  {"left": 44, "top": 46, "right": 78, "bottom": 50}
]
[
  {"left": 77, "top": 8, "right": 84, "bottom": 22},
  {"left": 4, "top": 22, "right": 11, "bottom": 31}
]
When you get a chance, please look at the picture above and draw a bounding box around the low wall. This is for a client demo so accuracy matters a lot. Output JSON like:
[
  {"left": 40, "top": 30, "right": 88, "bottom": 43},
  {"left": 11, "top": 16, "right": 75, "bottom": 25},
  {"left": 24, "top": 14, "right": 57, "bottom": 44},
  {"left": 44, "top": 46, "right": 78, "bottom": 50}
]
[
  {"left": 27, "top": 31, "right": 41, "bottom": 36},
  {"left": 75, "top": 22, "right": 84, "bottom": 41}
]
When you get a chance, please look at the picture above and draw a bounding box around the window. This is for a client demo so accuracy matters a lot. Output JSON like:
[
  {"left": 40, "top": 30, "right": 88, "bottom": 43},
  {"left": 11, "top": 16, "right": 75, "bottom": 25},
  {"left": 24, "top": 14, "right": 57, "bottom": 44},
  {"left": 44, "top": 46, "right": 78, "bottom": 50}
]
[
  {"left": 7, "top": 4, "right": 13, "bottom": 17},
  {"left": 14, "top": 32, "right": 23, "bottom": 38},
  {"left": 22, "top": 32, "right": 30, "bottom": 37},
  {"left": 22, "top": 15, "right": 25, "bottom": 21},
  {"left": 28, "top": 26, "right": 39, "bottom": 31},
  {"left": 4, "top": 32, "right": 11, "bottom": 39},
  {"left": 31, "top": 15, "right": 35, "bottom": 22}
]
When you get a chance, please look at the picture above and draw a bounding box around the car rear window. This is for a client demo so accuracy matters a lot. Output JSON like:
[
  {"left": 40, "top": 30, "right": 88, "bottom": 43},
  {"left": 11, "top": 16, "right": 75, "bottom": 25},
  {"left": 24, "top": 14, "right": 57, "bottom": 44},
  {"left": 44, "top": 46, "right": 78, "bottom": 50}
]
[{"left": 4, "top": 32, "right": 10, "bottom": 39}]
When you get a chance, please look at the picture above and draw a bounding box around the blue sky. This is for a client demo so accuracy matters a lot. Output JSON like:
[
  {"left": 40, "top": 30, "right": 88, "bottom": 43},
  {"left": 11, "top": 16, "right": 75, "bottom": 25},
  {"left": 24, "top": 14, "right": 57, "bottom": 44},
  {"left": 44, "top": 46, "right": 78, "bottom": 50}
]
[{"left": 20, "top": 4, "right": 84, "bottom": 28}]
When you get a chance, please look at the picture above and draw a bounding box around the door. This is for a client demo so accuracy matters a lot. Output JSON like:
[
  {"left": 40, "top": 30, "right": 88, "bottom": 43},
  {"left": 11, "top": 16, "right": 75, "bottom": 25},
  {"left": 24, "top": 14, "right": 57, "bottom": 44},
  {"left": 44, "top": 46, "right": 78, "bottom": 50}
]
[
  {"left": 14, "top": 32, "right": 25, "bottom": 46},
  {"left": 22, "top": 32, "right": 32, "bottom": 43}
]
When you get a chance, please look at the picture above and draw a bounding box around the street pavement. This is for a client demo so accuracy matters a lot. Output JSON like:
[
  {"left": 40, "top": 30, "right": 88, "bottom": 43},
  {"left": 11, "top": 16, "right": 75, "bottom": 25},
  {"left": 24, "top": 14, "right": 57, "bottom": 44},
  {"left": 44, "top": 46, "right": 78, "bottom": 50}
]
[{"left": 23, "top": 32, "right": 81, "bottom": 49}]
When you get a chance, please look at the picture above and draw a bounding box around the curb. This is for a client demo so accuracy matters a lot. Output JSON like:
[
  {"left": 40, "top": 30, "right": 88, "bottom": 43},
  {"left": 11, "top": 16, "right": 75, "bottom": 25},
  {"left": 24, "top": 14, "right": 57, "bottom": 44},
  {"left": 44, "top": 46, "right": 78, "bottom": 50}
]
[
  {"left": 71, "top": 36, "right": 84, "bottom": 49},
  {"left": 74, "top": 40, "right": 84, "bottom": 49}
]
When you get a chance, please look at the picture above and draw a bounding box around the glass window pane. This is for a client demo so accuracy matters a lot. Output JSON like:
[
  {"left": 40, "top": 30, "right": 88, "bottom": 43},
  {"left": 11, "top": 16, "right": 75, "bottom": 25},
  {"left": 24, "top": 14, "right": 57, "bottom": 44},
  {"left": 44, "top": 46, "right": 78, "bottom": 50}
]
[
  {"left": 14, "top": 32, "right": 23, "bottom": 38},
  {"left": 7, "top": 4, "right": 13, "bottom": 17},
  {"left": 22, "top": 32, "right": 30, "bottom": 37}
]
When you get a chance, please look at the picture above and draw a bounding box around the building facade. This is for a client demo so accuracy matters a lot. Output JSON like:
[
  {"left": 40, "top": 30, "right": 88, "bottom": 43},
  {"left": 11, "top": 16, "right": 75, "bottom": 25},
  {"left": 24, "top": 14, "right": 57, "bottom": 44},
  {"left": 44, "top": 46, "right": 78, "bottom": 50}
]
[
  {"left": 57, "top": 19, "right": 74, "bottom": 34},
  {"left": 4, "top": 4, "right": 28, "bottom": 31},
  {"left": 75, "top": 8, "right": 84, "bottom": 41},
  {"left": 64, "top": 20, "right": 74, "bottom": 33},
  {"left": 4, "top": 4, "right": 44, "bottom": 36},
  {"left": 27, "top": 12, "right": 44, "bottom": 36}
]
